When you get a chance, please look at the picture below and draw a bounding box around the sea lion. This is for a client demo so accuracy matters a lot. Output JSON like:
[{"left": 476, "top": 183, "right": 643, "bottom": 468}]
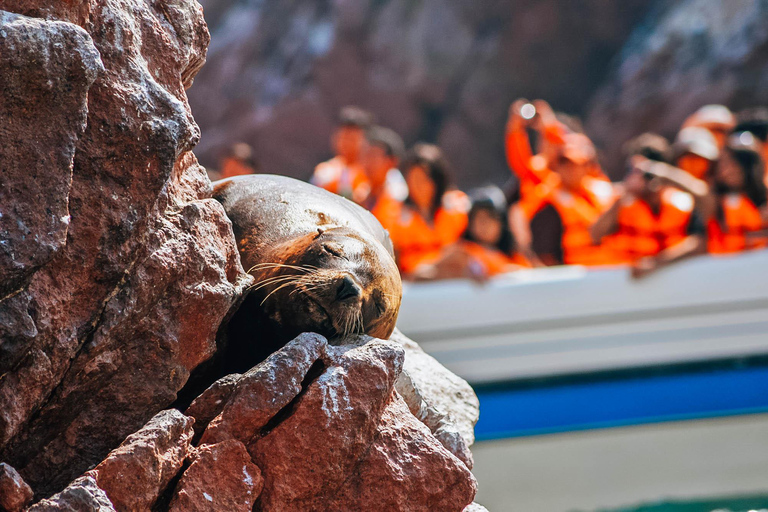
[{"left": 213, "top": 174, "right": 402, "bottom": 355}]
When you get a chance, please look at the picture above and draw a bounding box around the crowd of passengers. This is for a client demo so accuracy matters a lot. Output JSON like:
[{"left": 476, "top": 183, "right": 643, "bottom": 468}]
[{"left": 217, "top": 102, "right": 768, "bottom": 281}]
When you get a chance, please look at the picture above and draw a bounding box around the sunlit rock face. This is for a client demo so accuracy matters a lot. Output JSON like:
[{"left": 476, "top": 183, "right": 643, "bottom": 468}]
[
  {"left": 586, "top": 0, "right": 768, "bottom": 174},
  {"left": 189, "top": 0, "right": 652, "bottom": 188},
  {"left": 0, "top": 0, "right": 249, "bottom": 498},
  {"left": 0, "top": 1, "right": 482, "bottom": 509}
]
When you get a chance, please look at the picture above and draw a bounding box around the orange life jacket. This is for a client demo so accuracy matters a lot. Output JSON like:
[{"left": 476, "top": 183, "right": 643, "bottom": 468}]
[
  {"left": 220, "top": 158, "right": 255, "bottom": 179},
  {"left": 460, "top": 241, "right": 530, "bottom": 276},
  {"left": 606, "top": 189, "right": 694, "bottom": 263},
  {"left": 389, "top": 191, "right": 469, "bottom": 274},
  {"left": 310, "top": 156, "right": 371, "bottom": 204},
  {"left": 707, "top": 193, "right": 766, "bottom": 254},
  {"left": 365, "top": 169, "right": 409, "bottom": 232},
  {"left": 520, "top": 177, "right": 619, "bottom": 266}
]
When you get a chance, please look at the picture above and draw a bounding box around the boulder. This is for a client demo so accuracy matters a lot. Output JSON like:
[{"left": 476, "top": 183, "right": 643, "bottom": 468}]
[
  {"left": 168, "top": 439, "right": 263, "bottom": 512},
  {"left": 26, "top": 476, "right": 116, "bottom": 512},
  {"left": 0, "top": 463, "right": 34, "bottom": 512},
  {"left": 87, "top": 410, "right": 194, "bottom": 512},
  {"left": 0, "top": 0, "right": 249, "bottom": 498}
]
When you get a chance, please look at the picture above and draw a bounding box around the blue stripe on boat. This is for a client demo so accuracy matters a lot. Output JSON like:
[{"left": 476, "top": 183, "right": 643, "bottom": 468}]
[{"left": 474, "top": 366, "right": 768, "bottom": 441}]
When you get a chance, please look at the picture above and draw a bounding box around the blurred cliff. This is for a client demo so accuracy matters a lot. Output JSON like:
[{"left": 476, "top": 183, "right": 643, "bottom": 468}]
[{"left": 190, "top": 0, "right": 768, "bottom": 186}]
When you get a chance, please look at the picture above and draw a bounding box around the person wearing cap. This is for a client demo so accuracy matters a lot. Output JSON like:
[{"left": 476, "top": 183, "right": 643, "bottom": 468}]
[
  {"left": 735, "top": 107, "right": 768, "bottom": 188},
  {"left": 517, "top": 132, "right": 618, "bottom": 266},
  {"left": 591, "top": 133, "right": 711, "bottom": 277},
  {"left": 409, "top": 186, "right": 530, "bottom": 281},
  {"left": 707, "top": 132, "right": 768, "bottom": 254},
  {"left": 310, "top": 106, "right": 374, "bottom": 204},
  {"left": 673, "top": 126, "right": 720, "bottom": 180},
  {"left": 362, "top": 126, "right": 408, "bottom": 230},
  {"left": 219, "top": 142, "right": 259, "bottom": 179},
  {"left": 682, "top": 104, "right": 736, "bottom": 150},
  {"left": 387, "top": 144, "right": 469, "bottom": 276}
]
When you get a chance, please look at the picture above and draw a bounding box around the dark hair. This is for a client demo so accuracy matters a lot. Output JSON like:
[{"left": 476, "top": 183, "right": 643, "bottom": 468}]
[
  {"left": 338, "top": 106, "right": 374, "bottom": 129},
  {"left": 718, "top": 142, "right": 767, "bottom": 208},
  {"left": 623, "top": 132, "right": 671, "bottom": 163},
  {"left": 463, "top": 186, "right": 516, "bottom": 256},
  {"left": 366, "top": 126, "right": 405, "bottom": 160},
  {"left": 735, "top": 107, "right": 768, "bottom": 142},
  {"left": 403, "top": 143, "right": 451, "bottom": 217}
]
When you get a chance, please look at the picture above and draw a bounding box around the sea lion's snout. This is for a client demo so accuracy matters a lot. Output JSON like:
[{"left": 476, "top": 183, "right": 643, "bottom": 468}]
[{"left": 335, "top": 275, "right": 362, "bottom": 302}]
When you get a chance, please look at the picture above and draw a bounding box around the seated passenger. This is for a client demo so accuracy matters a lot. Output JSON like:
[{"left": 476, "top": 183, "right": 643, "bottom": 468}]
[
  {"left": 362, "top": 126, "right": 408, "bottom": 230},
  {"left": 310, "top": 106, "right": 373, "bottom": 203},
  {"left": 518, "top": 133, "right": 618, "bottom": 266},
  {"left": 734, "top": 107, "right": 768, "bottom": 188},
  {"left": 682, "top": 104, "right": 736, "bottom": 150},
  {"left": 411, "top": 186, "right": 529, "bottom": 281},
  {"left": 591, "top": 134, "right": 709, "bottom": 277},
  {"left": 707, "top": 132, "right": 768, "bottom": 254},
  {"left": 673, "top": 126, "right": 720, "bottom": 180},
  {"left": 219, "top": 142, "right": 259, "bottom": 179},
  {"left": 388, "top": 144, "right": 469, "bottom": 276}
]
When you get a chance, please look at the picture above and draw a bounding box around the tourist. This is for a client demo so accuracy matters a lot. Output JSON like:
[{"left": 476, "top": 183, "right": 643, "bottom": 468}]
[{"left": 362, "top": 125, "right": 408, "bottom": 230}]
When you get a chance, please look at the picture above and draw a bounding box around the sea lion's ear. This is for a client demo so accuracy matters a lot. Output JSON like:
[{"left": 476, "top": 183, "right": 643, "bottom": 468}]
[{"left": 315, "top": 227, "right": 326, "bottom": 238}]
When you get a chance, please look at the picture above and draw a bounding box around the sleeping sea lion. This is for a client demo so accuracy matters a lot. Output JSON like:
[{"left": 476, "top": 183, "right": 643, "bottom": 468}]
[{"left": 213, "top": 174, "right": 402, "bottom": 357}]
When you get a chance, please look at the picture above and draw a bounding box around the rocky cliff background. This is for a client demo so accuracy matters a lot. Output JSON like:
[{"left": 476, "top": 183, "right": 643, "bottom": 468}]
[{"left": 189, "top": 0, "right": 768, "bottom": 185}]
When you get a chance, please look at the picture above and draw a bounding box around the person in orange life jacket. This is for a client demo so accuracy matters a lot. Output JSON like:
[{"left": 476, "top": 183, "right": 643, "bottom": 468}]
[
  {"left": 219, "top": 142, "right": 259, "bottom": 179},
  {"left": 673, "top": 126, "right": 720, "bottom": 181},
  {"left": 505, "top": 98, "right": 569, "bottom": 199},
  {"left": 591, "top": 134, "right": 711, "bottom": 278},
  {"left": 310, "top": 106, "right": 373, "bottom": 203},
  {"left": 734, "top": 107, "right": 768, "bottom": 189},
  {"left": 361, "top": 126, "right": 408, "bottom": 231},
  {"left": 410, "top": 186, "right": 530, "bottom": 281},
  {"left": 707, "top": 132, "right": 768, "bottom": 254},
  {"left": 518, "top": 133, "right": 617, "bottom": 266},
  {"left": 682, "top": 104, "right": 736, "bottom": 151},
  {"left": 388, "top": 144, "right": 469, "bottom": 276}
]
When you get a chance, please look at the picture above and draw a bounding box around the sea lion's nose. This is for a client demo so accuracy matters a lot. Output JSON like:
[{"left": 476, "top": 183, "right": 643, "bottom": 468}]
[{"left": 336, "top": 275, "right": 362, "bottom": 302}]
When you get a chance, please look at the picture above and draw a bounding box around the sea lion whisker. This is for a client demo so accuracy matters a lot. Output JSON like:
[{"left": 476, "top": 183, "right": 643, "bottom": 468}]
[
  {"left": 248, "top": 263, "right": 316, "bottom": 274},
  {"left": 249, "top": 275, "right": 303, "bottom": 292},
  {"left": 260, "top": 279, "right": 303, "bottom": 305}
]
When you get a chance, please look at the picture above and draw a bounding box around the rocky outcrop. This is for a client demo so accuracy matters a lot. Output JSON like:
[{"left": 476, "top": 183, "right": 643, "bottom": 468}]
[
  {"left": 189, "top": 0, "right": 653, "bottom": 187},
  {"left": 0, "top": 1, "right": 481, "bottom": 510},
  {"left": 0, "top": 0, "right": 249, "bottom": 498},
  {"left": 10, "top": 333, "right": 478, "bottom": 511},
  {"left": 586, "top": 0, "right": 768, "bottom": 174}
]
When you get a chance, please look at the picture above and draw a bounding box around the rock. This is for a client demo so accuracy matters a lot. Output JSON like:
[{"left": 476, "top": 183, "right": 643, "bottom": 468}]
[
  {"left": 190, "top": 0, "right": 653, "bottom": 188},
  {"left": 251, "top": 337, "right": 405, "bottom": 511},
  {"left": 168, "top": 439, "right": 263, "bottom": 512},
  {"left": 88, "top": 410, "right": 194, "bottom": 512},
  {"left": 392, "top": 329, "right": 479, "bottom": 468},
  {"left": 185, "top": 373, "right": 242, "bottom": 441},
  {"left": 0, "top": 10, "right": 101, "bottom": 302},
  {"left": 26, "top": 476, "right": 116, "bottom": 512},
  {"left": 0, "top": 0, "right": 250, "bottom": 498},
  {"left": 586, "top": 0, "right": 768, "bottom": 175},
  {"left": 326, "top": 393, "right": 477, "bottom": 512},
  {"left": 464, "top": 503, "right": 491, "bottom": 512},
  {"left": 199, "top": 333, "right": 328, "bottom": 446},
  {"left": 0, "top": 463, "right": 34, "bottom": 512}
]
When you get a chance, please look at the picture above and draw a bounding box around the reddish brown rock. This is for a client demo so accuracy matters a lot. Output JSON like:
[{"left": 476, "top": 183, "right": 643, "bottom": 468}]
[
  {"left": 0, "top": 463, "right": 34, "bottom": 512},
  {"left": 185, "top": 373, "right": 242, "bottom": 440},
  {"left": 0, "top": 0, "right": 249, "bottom": 498},
  {"left": 88, "top": 409, "right": 194, "bottom": 512},
  {"left": 327, "top": 393, "right": 477, "bottom": 512},
  {"left": 26, "top": 476, "right": 116, "bottom": 512},
  {"left": 250, "top": 338, "right": 406, "bottom": 511},
  {"left": 199, "top": 333, "right": 327, "bottom": 446},
  {"left": 169, "top": 440, "right": 262, "bottom": 512}
]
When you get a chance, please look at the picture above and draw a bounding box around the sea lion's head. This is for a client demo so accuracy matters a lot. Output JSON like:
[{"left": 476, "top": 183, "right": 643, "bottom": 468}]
[{"left": 251, "top": 225, "right": 402, "bottom": 341}]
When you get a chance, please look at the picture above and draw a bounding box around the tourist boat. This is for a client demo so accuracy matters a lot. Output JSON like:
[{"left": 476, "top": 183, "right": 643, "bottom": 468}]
[{"left": 398, "top": 249, "right": 768, "bottom": 511}]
